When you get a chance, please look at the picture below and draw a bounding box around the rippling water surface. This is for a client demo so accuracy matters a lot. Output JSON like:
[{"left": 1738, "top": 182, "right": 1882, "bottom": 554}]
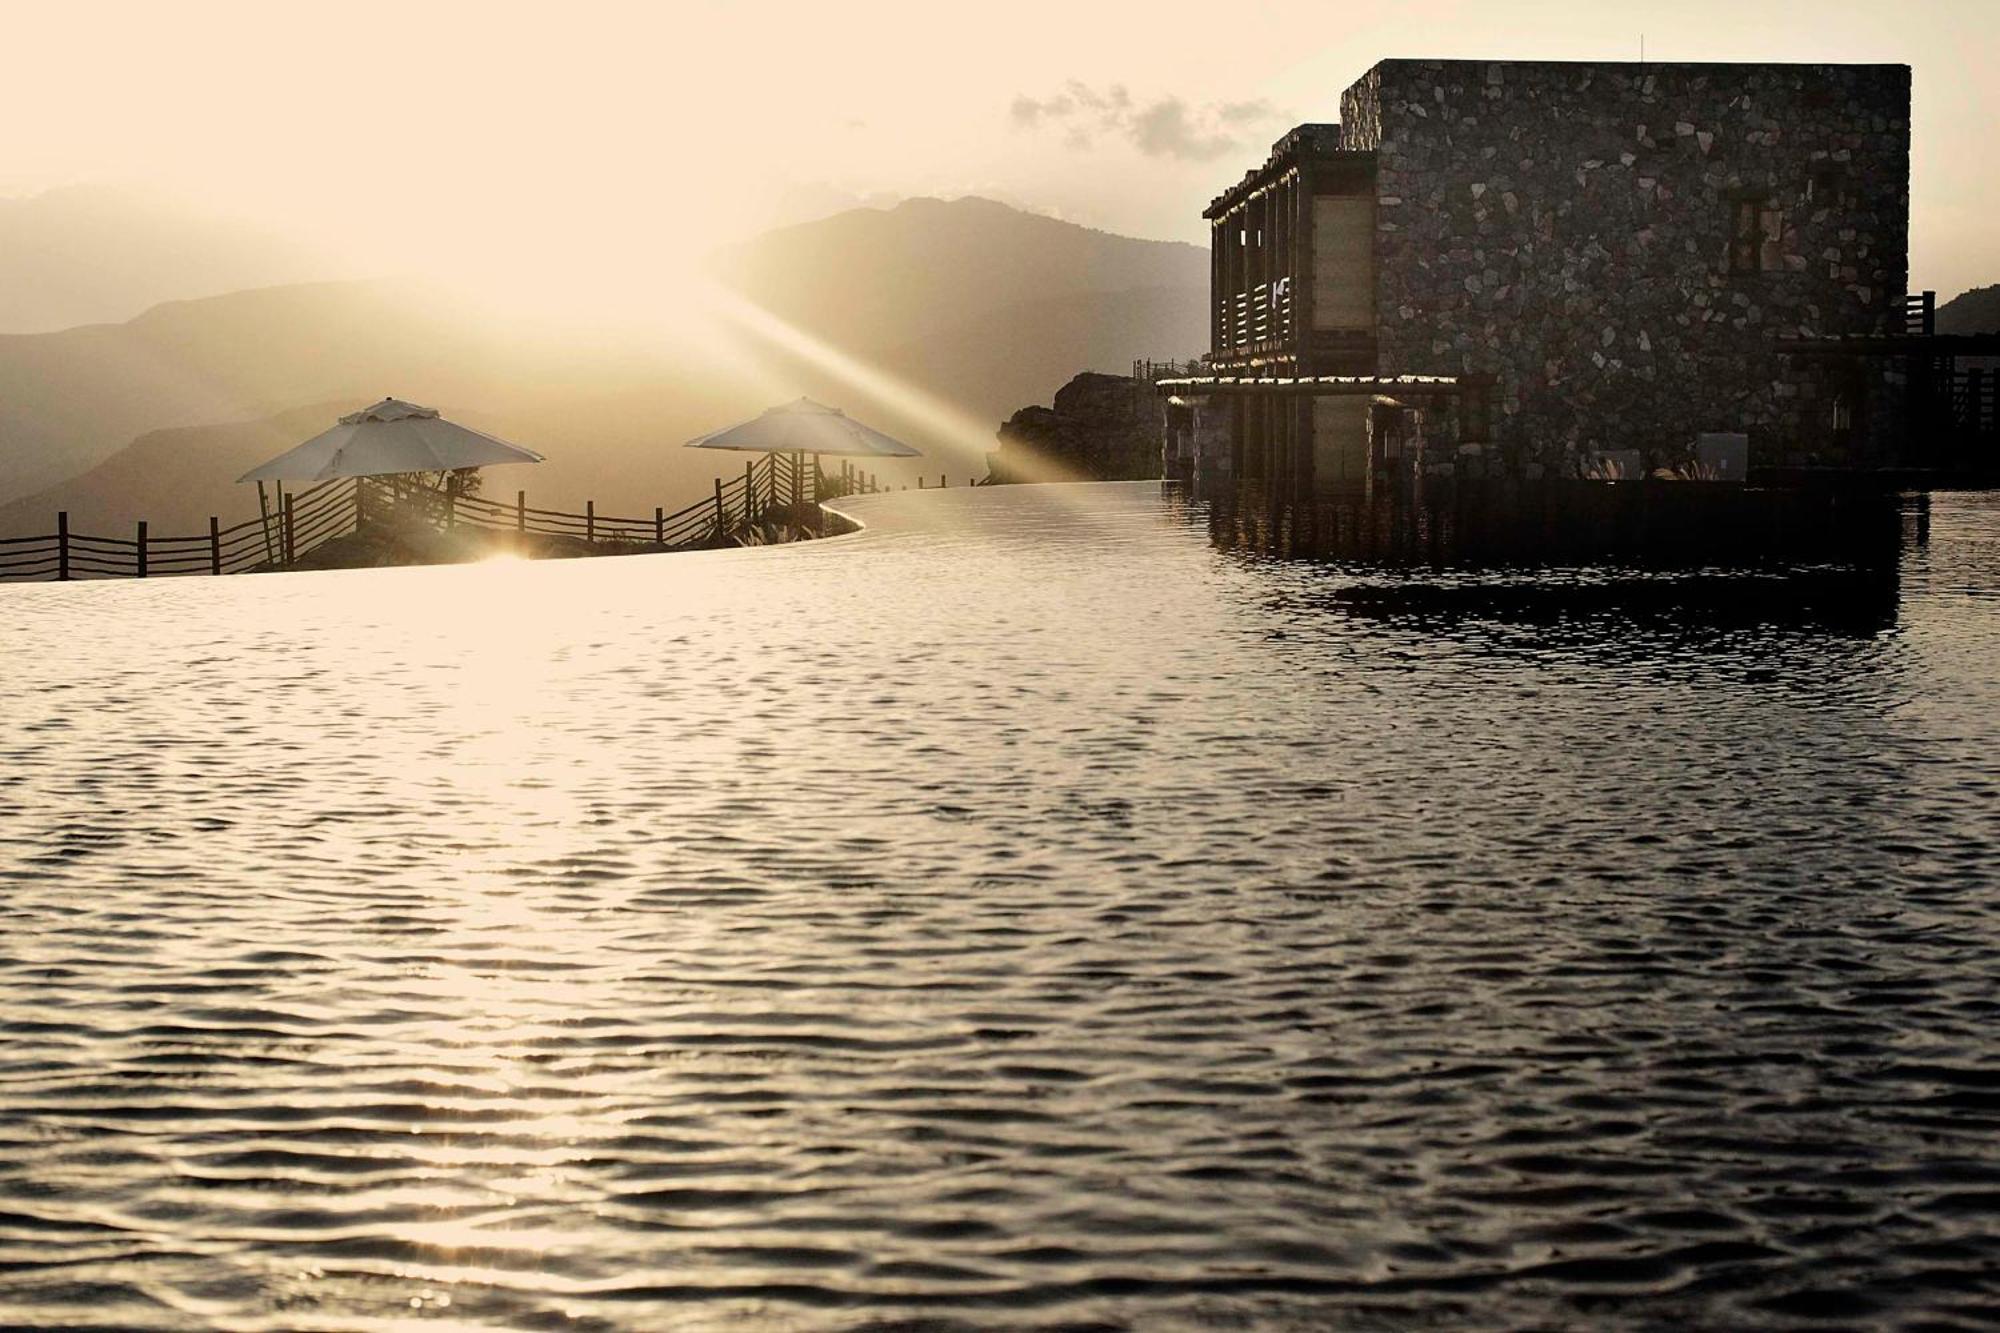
[{"left": 3, "top": 481, "right": 1999, "bottom": 1331}]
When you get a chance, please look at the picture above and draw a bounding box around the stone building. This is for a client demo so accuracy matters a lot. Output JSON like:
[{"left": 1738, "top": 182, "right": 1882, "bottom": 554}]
[{"left": 1165, "top": 58, "right": 1916, "bottom": 495}]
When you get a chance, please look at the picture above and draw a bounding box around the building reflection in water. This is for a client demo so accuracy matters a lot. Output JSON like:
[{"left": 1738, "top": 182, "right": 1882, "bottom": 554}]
[
  {"left": 1204, "top": 477, "right": 1912, "bottom": 570},
  {"left": 1168, "top": 482, "right": 1927, "bottom": 648}
]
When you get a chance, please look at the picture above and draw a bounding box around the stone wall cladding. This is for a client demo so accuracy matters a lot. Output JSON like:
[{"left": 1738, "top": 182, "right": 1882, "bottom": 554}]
[{"left": 1340, "top": 59, "right": 1910, "bottom": 471}]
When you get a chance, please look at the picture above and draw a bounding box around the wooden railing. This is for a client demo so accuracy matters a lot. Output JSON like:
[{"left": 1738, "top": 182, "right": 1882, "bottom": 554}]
[
  {"left": 1132, "top": 358, "right": 1207, "bottom": 383},
  {"left": 0, "top": 477, "right": 352, "bottom": 582},
  {"left": 1902, "top": 290, "right": 1936, "bottom": 337},
  {"left": 1949, "top": 367, "right": 1999, "bottom": 441},
  {"left": 0, "top": 453, "right": 888, "bottom": 584}
]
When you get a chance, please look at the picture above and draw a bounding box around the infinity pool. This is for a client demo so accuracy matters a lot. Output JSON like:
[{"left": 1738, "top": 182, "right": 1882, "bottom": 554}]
[{"left": 2, "top": 481, "right": 1996, "bottom": 1330}]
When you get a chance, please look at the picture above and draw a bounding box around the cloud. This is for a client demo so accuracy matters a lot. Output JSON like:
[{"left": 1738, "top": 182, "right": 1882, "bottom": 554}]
[
  {"left": 1217, "top": 99, "right": 1276, "bottom": 126},
  {"left": 1009, "top": 84, "right": 1282, "bottom": 161},
  {"left": 1010, "top": 82, "right": 1132, "bottom": 133},
  {"left": 1130, "top": 100, "right": 1235, "bottom": 162}
]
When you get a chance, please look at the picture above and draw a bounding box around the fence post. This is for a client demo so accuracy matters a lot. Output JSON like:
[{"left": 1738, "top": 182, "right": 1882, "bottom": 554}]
[
  {"left": 654, "top": 505, "right": 665, "bottom": 550},
  {"left": 713, "top": 478, "right": 725, "bottom": 536},
  {"left": 209, "top": 517, "right": 221, "bottom": 575},
  {"left": 516, "top": 490, "right": 526, "bottom": 533},
  {"left": 792, "top": 452, "right": 803, "bottom": 508},
  {"left": 284, "top": 494, "right": 296, "bottom": 567},
  {"left": 255, "top": 481, "right": 274, "bottom": 566},
  {"left": 585, "top": 500, "right": 595, "bottom": 545},
  {"left": 136, "top": 521, "right": 147, "bottom": 578},
  {"left": 57, "top": 511, "right": 69, "bottom": 581},
  {"left": 813, "top": 453, "right": 823, "bottom": 503},
  {"left": 940, "top": 474, "right": 947, "bottom": 488},
  {"left": 444, "top": 473, "right": 458, "bottom": 530}
]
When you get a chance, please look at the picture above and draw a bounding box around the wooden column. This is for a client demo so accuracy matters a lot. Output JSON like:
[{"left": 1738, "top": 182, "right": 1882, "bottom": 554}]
[
  {"left": 1253, "top": 192, "right": 1266, "bottom": 343},
  {"left": 256, "top": 481, "right": 274, "bottom": 566},
  {"left": 1286, "top": 172, "right": 1301, "bottom": 360},
  {"left": 1212, "top": 219, "right": 1225, "bottom": 354},
  {"left": 1296, "top": 169, "right": 1315, "bottom": 374}
]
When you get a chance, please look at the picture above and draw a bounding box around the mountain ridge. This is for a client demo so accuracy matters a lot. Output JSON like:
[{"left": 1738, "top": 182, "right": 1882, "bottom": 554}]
[
  {"left": 1937, "top": 284, "right": 2000, "bottom": 334},
  {"left": 0, "top": 184, "right": 341, "bottom": 335}
]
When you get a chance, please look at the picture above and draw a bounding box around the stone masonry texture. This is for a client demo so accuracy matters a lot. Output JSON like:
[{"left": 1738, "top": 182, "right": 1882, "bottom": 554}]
[{"left": 1339, "top": 59, "right": 1910, "bottom": 471}]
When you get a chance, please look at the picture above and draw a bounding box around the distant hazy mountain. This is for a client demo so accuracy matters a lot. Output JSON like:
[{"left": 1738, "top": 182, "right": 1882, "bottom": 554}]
[
  {"left": 0, "top": 185, "right": 338, "bottom": 334},
  {"left": 712, "top": 195, "right": 1207, "bottom": 358},
  {"left": 0, "top": 280, "right": 530, "bottom": 505},
  {"left": 1937, "top": 285, "right": 2000, "bottom": 334},
  {"left": 0, "top": 196, "right": 1208, "bottom": 535},
  {"left": 0, "top": 404, "right": 347, "bottom": 538},
  {"left": 877, "top": 284, "right": 1208, "bottom": 423}
]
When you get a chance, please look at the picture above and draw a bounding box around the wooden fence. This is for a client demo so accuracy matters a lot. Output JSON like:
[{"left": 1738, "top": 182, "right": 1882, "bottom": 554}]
[
  {"left": 0, "top": 451, "right": 895, "bottom": 584},
  {"left": 1948, "top": 367, "right": 2000, "bottom": 442}
]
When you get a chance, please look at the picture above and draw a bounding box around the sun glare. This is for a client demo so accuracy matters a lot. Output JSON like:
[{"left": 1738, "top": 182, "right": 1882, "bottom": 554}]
[{"left": 696, "top": 281, "right": 1096, "bottom": 485}]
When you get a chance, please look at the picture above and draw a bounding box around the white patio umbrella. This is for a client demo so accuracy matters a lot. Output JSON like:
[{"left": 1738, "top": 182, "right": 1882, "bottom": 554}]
[
  {"left": 237, "top": 398, "right": 544, "bottom": 483},
  {"left": 684, "top": 398, "right": 922, "bottom": 457}
]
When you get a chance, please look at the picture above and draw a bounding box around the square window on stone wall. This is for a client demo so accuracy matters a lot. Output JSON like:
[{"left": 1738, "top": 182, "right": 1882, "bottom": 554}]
[
  {"left": 1809, "top": 166, "right": 1850, "bottom": 208},
  {"left": 1730, "top": 198, "right": 1784, "bottom": 275}
]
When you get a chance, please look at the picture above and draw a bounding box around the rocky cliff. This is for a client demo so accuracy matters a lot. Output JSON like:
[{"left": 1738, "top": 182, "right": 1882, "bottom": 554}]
[{"left": 986, "top": 373, "right": 1161, "bottom": 484}]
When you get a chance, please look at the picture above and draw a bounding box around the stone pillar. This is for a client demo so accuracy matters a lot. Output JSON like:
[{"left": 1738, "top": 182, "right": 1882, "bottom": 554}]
[
  {"left": 1188, "top": 396, "right": 1234, "bottom": 501},
  {"left": 1161, "top": 396, "right": 1193, "bottom": 485}
]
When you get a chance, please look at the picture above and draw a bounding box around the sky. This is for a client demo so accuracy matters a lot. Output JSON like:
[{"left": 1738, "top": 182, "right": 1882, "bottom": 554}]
[{"left": 3, "top": 0, "right": 1997, "bottom": 301}]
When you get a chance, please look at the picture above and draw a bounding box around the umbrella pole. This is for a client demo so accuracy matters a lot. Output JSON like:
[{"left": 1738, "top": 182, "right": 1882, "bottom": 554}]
[{"left": 256, "top": 481, "right": 275, "bottom": 567}]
